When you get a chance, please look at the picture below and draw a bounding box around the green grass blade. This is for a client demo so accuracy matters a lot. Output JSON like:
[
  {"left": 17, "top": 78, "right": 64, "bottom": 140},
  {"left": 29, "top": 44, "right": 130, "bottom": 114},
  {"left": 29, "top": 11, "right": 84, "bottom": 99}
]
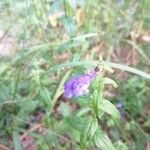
[
  {"left": 48, "top": 60, "right": 150, "bottom": 79},
  {"left": 127, "top": 40, "right": 150, "bottom": 62},
  {"left": 12, "top": 131, "right": 22, "bottom": 150},
  {"left": 51, "top": 70, "right": 72, "bottom": 110},
  {"left": 104, "top": 61, "right": 150, "bottom": 79}
]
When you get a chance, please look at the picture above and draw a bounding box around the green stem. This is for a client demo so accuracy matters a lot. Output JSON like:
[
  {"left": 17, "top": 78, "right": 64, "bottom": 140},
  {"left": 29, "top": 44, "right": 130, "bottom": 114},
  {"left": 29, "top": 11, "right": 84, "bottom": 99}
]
[{"left": 12, "top": 62, "right": 22, "bottom": 101}]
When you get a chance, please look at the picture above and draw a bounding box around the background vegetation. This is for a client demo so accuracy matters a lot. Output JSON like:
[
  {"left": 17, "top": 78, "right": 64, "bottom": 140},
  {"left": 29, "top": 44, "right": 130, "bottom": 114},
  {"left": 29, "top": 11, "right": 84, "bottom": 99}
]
[{"left": 0, "top": 0, "right": 150, "bottom": 149}]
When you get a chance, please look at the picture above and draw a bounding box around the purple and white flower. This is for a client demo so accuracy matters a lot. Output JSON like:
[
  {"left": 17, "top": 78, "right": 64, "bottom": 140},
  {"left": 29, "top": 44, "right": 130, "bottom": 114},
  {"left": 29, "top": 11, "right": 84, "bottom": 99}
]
[{"left": 64, "top": 69, "right": 99, "bottom": 99}]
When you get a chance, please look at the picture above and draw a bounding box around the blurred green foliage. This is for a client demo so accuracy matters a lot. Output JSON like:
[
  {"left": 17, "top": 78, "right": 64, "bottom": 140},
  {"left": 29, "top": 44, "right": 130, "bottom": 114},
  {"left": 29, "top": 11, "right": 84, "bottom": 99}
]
[{"left": 0, "top": 0, "right": 150, "bottom": 149}]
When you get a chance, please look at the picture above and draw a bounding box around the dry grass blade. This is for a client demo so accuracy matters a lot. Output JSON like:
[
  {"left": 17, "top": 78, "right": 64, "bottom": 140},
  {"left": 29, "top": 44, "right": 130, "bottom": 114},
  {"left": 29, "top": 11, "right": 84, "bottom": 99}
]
[{"left": 0, "top": 144, "right": 10, "bottom": 150}]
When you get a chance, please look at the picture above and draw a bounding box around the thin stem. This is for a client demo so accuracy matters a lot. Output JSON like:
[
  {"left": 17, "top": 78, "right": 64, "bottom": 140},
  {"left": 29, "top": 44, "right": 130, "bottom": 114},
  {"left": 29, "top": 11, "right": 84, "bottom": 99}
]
[
  {"left": 63, "top": 0, "right": 67, "bottom": 15},
  {"left": 0, "top": 99, "right": 27, "bottom": 106},
  {"left": 12, "top": 61, "right": 22, "bottom": 101},
  {"left": 126, "top": 112, "right": 150, "bottom": 140}
]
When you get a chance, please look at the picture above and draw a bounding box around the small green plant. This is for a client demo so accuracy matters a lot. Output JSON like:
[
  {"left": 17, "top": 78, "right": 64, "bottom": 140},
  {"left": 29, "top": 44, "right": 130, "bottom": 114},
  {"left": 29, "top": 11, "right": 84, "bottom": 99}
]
[
  {"left": 0, "top": 0, "right": 150, "bottom": 149},
  {"left": 65, "top": 62, "right": 120, "bottom": 150}
]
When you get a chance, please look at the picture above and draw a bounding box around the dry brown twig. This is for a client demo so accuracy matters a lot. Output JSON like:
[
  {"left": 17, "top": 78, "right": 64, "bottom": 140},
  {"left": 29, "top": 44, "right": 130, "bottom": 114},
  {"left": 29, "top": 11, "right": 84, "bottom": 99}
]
[
  {"left": 0, "top": 143, "right": 11, "bottom": 150},
  {"left": 20, "top": 124, "right": 43, "bottom": 140}
]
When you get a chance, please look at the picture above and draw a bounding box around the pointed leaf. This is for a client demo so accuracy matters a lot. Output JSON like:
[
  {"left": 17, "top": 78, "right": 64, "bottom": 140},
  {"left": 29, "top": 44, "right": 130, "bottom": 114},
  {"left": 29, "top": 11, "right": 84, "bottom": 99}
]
[
  {"left": 60, "top": 15, "right": 77, "bottom": 36},
  {"left": 66, "top": 116, "right": 86, "bottom": 132},
  {"left": 87, "top": 119, "right": 98, "bottom": 139},
  {"left": 13, "top": 131, "right": 22, "bottom": 150},
  {"left": 104, "top": 77, "right": 118, "bottom": 88},
  {"left": 100, "top": 99, "right": 121, "bottom": 119},
  {"left": 93, "top": 129, "right": 115, "bottom": 150}
]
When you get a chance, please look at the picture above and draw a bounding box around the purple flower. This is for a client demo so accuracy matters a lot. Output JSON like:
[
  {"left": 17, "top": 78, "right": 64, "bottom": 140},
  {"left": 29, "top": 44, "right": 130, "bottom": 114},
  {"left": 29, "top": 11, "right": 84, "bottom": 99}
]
[
  {"left": 64, "top": 70, "right": 98, "bottom": 99},
  {"left": 116, "top": 101, "right": 124, "bottom": 109},
  {"left": 116, "top": 101, "right": 125, "bottom": 118}
]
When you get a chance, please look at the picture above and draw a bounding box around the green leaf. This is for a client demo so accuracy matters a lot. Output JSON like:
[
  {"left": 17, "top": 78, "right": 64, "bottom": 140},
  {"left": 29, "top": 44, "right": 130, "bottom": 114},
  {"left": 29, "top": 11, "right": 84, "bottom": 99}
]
[
  {"left": 58, "top": 39, "right": 83, "bottom": 52},
  {"left": 12, "top": 131, "right": 22, "bottom": 150},
  {"left": 87, "top": 119, "right": 98, "bottom": 139},
  {"left": 143, "top": 119, "right": 150, "bottom": 129},
  {"left": 76, "top": 107, "right": 91, "bottom": 117},
  {"left": 60, "top": 15, "right": 77, "bottom": 36},
  {"left": 18, "top": 100, "right": 39, "bottom": 114},
  {"left": 51, "top": 70, "right": 72, "bottom": 110},
  {"left": 59, "top": 102, "right": 71, "bottom": 117},
  {"left": 38, "top": 140, "right": 50, "bottom": 150},
  {"left": 49, "top": 60, "right": 150, "bottom": 79},
  {"left": 66, "top": 116, "right": 86, "bottom": 132},
  {"left": 103, "top": 77, "right": 118, "bottom": 88},
  {"left": 93, "top": 129, "right": 115, "bottom": 150},
  {"left": 66, "top": 0, "right": 77, "bottom": 10},
  {"left": 102, "top": 64, "right": 114, "bottom": 73},
  {"left": 100, "top": 99, "right": 121, "bottom": 119},
  {"left": 0, "top": 63, "right": 9, "bottom": 75},
  {"left": 39, "top": 87, "right": 52, "bottom": 106},
  {"left": 114, "top": 140, "right": 129, "bottom": 150},
  {"left": 80, "top": 133, "right": 88, "bottom": 150},
  {"left": 73, "top": 95, "right": 91, "bottom": 106}
]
